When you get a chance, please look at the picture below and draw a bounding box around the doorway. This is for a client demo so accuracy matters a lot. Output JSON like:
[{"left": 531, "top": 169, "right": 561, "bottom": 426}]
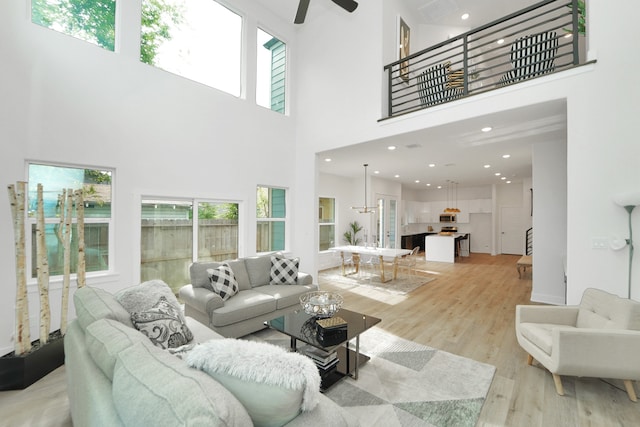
[
  {"left": 375, "top": 194, "right": 398, "bottom": 248},
  {"left": 500, "top": 206, "right": 524, "bottom": 254}
]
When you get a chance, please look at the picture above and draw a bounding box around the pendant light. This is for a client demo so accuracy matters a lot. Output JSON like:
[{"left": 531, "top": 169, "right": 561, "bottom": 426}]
[{"left": 351, "top": 164, "right": 376, "bottom": 214}]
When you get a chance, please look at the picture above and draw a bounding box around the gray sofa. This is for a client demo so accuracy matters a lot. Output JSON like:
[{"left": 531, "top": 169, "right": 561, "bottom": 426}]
[
  {"left": 179, "top": 254, "right": 318, "bottom": 338},
  {"left": 65, "top": 283, "right": 357, "bottom": 426}
]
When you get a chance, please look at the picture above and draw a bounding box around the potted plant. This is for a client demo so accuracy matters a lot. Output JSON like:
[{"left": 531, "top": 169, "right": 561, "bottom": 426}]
[{"left": 343, "top": 221, "right": 363, "bottom": 246}]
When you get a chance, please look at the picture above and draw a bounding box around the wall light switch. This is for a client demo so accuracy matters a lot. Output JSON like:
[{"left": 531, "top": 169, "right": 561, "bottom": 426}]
[{"left": 592, "top": 237, "right": 608, "bottom": 249}]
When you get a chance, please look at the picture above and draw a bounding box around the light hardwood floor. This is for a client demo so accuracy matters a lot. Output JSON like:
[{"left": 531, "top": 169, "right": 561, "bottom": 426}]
[{"left": 1, "top": 253, "right": 638, "bottom": 426}]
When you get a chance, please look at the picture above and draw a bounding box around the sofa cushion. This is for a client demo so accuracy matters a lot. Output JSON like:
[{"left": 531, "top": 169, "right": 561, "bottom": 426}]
[
  {"left": 225, "top": 259, "right": 252, "bottom": 291},
  {"left": 255, "top": 284, "right": 317, "bottom": 310},
  {"left": 186, "top": 339, "right": 320, "bottom": 427},
  {"left": 576, "top": 288, "right": 640, "bottom": 330},
  {"left": 115, "top": 279, "right": 180, "bottom": 313},
  {"left": 270, "top": 256, "right": 299, "bottom": 285},
  {"left": 207, "top": 264, "right": 239, "bottom": 300},
  {"left": 208, "top": 290, "right": 277, "bottom": 327},
  {"left": 518, "top": 322, "right": 575, "bottom": 356},
  {"left": 112, "top": 342, "right": 253, "bottom": 426},
  {"left": 74, "top": 286, "right": 134, "bottom": 330},
  {"left": 190, "top": 262, "right": 222, "bottom": 289},
  {"left": 130, "top": 296, "right": 194, "bottom": 349},
  {"left": 244, "top": 254, "right": 273, "bottom": 287},
  {"left": 85, "top": 318, "right": 149, "bottom": 380}
]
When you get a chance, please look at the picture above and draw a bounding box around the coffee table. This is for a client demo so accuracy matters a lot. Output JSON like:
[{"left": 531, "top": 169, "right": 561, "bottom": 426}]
[{"left": 267, "top": 308, "right": 381, "bottom": 390}]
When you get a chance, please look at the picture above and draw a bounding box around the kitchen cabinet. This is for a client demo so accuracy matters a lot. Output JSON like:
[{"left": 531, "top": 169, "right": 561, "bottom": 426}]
[
  {"left": 455, "top": 200, "right": 470, "bottom": 223},
  {"left": 468, "top": 198, "right": 492, "bottom": 213},
  {"left": 401, "top": 232, "right": 437, "bottom": 251}
]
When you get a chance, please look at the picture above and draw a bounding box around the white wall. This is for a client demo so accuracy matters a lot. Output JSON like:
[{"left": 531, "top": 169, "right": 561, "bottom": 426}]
[
  {"left": 532, "top": 140, "right": 567, "bottom": 304},
  {"left": 0, "top": 1, "right": 300, "bottom": 354}
]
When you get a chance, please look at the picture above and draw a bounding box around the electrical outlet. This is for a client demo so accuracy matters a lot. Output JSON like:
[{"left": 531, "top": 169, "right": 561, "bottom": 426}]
[{"left": 592, "top": 237, "right": 608, "bottom": 249}]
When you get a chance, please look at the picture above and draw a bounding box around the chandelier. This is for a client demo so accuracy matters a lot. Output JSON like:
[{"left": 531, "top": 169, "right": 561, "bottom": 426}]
[
  {"left": 351, "top": 164, "right": 376, "bottom": 214},
  {"left": 444, "top": 180, "right": 460, "bottom": 213}
]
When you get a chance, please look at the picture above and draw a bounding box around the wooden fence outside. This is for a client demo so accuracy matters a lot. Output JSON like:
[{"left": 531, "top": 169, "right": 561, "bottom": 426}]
[{"left": 141, "top": 219, "right": 238, "bottom": 293}]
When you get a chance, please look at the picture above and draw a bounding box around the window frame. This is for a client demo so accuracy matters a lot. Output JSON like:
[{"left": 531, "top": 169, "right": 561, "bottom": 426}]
[
  {"left": 318, "top": 196, "right": 336, "bottom": 252},
  {"left": 256, "top": 185, "right": 288, "bottom": 254},
  {"left": 256, "top": 26, "right": 288, "bottom": 114},
  {"left": 25, "top": 161, "right": 115, "bottom": 284}
]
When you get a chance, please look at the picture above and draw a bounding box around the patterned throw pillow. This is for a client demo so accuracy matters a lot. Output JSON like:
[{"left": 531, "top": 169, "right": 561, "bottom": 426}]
[
  {"left": 207, "top": 264, "right": 239, "bottom": 300},
  {"left": 270, "top": 256, "right": 299, "bottom": 285},
  {"left": 131, "top": 296, "right": 194, "bottom": 349}
]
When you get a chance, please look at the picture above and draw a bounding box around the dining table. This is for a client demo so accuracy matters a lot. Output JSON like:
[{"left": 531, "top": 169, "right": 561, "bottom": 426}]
[{"left": 330, "top": 246, "right": 412, "bottom": 283}]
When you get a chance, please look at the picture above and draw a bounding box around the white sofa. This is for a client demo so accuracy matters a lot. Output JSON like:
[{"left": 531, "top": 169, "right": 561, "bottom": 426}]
[
  {"left": 180, "top": 254, "right": 318, "bottom": 338},
  {"left": 516, "top": 287, "right": 640, "bottom": 401},
  {"left": 64, "top": 283, "right": 357, "bottom": 426}
]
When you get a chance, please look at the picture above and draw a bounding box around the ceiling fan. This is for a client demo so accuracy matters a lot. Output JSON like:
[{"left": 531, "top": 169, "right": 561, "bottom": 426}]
[{"left": 294, "top": 0, "right": 358, "bottom": 24}]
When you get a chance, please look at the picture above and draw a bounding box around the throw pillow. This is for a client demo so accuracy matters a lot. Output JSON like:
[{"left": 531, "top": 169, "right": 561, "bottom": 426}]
[
  {"left": 270, "top": 256, "right": 299, "bottom": 285},
  {"left": 207, "top": 264, "right": 239, "bottom": 300},
  {"left": 130, "top": 296, "right": 194, "bottom": 349},
  {"left": 186, "top": 339, "right": 320, "bottom": 427}
]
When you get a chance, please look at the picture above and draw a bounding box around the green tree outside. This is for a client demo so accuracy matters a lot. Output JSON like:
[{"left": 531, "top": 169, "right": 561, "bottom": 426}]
[{"left": 31, "top": 0, "right": 182, "bottom": 63}]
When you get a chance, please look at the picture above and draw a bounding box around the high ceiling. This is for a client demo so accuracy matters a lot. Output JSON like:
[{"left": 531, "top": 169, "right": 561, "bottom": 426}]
[{"left": 254, "top": 0, "right": 566, "bottom": 189}]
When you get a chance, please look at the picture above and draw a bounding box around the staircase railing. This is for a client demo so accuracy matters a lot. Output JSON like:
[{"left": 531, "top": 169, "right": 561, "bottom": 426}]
[
  {"left": 383, "top": 0, "right": 584, "bottom": 118},
  {"left": 526, "top": 227, "right": 533, "bottom": 255}
]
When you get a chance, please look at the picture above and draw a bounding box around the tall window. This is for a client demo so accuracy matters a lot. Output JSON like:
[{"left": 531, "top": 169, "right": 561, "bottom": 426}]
[
  {"left": 256, "top": 28, "right": 286, "bottom": 113},
  {"left": 31, "top": 0, "right": 117, "bottom": 51},
  {"left": 256, "top": 186, "right": 286, "bottom": 252},
  {"left": 141, "top": 199, "right": 239, "bottom": 294},
  {"left": 318, "top": 197, "right": 335, "bottom": 251},
  {"left": 27, "top": 163, "right": 113, "bottom": 278},
  {"left": 140, "top": 0, "right": 242, "bottom": 97}
]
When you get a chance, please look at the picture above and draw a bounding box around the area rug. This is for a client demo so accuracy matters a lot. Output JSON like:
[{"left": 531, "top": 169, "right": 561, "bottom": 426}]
[
  {"left": 247, "top": 327, "right": 495, "bottom": 427},
  {"left": 319, "top": 268, "right": 435, "bottom": 295}
]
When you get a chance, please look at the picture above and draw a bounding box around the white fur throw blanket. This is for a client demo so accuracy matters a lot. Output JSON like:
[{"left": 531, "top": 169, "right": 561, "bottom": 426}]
[{"left": 186, "top": 339, "right": 321, "bottom": 411}]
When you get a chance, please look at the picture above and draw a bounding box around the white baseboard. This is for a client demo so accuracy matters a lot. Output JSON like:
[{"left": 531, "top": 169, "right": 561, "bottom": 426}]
[{"left": 530, "top": 292, "right": 566, "bottom": 306}]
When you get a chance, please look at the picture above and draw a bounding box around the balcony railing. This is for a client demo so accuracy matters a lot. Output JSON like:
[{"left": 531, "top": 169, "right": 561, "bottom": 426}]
[{"left": 383, "top": 0, "right": 584, "bottom": 118}]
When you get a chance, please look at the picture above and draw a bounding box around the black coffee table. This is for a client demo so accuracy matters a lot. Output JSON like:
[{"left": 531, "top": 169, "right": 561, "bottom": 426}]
[{"left": 267, "top": 308, "right": 381, "bottom": 390}]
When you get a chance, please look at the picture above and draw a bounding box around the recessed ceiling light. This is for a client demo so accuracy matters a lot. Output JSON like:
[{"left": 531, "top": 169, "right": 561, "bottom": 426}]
[
  {"left": 426, "top": 183, "right": 431, "bottom": 187},
  {"left": 502, "top": 154, "right": 511, "bottom": 158},
  {"left": 501, "top": 176, "right": 506, "bottom": 180},
  {"left": 415, "top": 180, "right": 420, "bottom": 183},
  {"left": 394, "top": 174, "right": 400, "bottom": 178},
  {"left": 461, "top": 13, "right": 470, "bottom": 20},
  {"left": 497, "top": 39, "right": 504, "bottom": 45},
  {"left": 324, "top": 158, "right": 331, "bottom": 162},
  {"left": 428, "top": 163, "right": 436, "bottom": 167},
  {"left": 437, "top": 185, "right": 442, "bottom": 189},
  {"left": 495, "top": 172, "right": 501, "bottom": 176},
  {"left": 484, "top": 164, "right": 491, "bottom": 168},
  {"left": 374, "top": 170, "right": 380, "bottom": 174},
  {"left": 506, "top": 180, "right": 512, "bottom": 184},
  {"left": 387, "top": 145, "right": 396, "bottom": 150},
  {"left": 481, "top": 126, "right": 492, "bottom": 132}
]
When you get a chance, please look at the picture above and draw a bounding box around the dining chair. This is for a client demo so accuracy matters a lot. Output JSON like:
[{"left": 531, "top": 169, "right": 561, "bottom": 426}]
[{"left": 397, "top": 246, "right": 420, "bottom": 276}]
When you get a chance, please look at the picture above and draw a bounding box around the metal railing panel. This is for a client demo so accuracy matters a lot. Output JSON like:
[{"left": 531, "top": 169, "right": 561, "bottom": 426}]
[{"left": 384, "top": 0, "right": 585, "bottom": 118}]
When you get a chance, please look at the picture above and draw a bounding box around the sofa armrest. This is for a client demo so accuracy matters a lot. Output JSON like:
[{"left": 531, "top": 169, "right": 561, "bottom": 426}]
[
  {"left": 553, "top": 328, "right": 640, "bottom": 379},
  {"left": 297, "top": 272, "right": 313, "bottom": 286},
  {"left": 179, "top": 285, "right": 224, "bottom": 314},
  {"left": 516, "top": 305, "right": 579, "bottom": 326}
]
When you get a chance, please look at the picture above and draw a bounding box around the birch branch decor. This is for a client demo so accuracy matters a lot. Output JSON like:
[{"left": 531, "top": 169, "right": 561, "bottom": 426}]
[
  {"left": 36, "top": 183, "right": 51, "bottom": 344},
  {"left": 75, "top": 190, "right": 86, "bottom": 288},
  {"left": 60, "top": 189, "right": 73, "bottom": 335},
  {"left": 7, "top": 182, "right": 31, "bottom": 355}
]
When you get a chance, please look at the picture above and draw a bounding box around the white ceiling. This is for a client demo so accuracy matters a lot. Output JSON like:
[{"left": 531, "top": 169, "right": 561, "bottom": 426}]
[
  {"left": 318, "top": 101, "right": 566, "bottom": 189},
  {"left": 253, "top": 0, "right": 567, "bottom": 190}
]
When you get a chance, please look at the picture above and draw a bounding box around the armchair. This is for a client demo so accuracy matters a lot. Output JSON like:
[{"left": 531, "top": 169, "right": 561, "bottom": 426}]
[
  {"left": 416, "top": 61, "right": 464, "bottom": 107},
  {"left": 499, "top": 31, "right": 559, "bottom": 86},
  {"left": 515, "top": 288, "right": 640, "bottom": 401}
]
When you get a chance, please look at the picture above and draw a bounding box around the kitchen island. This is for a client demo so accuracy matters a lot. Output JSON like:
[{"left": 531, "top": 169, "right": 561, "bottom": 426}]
[{"left": 425, "top": 233, "right": 469, "bottom": 263}]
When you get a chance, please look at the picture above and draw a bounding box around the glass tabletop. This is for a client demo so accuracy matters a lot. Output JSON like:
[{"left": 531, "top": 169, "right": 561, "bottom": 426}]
[{"left": 267, "top": 307, "right": 381, "bottom": 352}]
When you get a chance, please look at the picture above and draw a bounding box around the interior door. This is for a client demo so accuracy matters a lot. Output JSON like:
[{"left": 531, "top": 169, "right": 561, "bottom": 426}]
[
  {"left": 375, "top": 194, "right": 398, "bottom": 248},
  {"left": 500, "top": 206, "right": 524, "bottom": 254}
]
